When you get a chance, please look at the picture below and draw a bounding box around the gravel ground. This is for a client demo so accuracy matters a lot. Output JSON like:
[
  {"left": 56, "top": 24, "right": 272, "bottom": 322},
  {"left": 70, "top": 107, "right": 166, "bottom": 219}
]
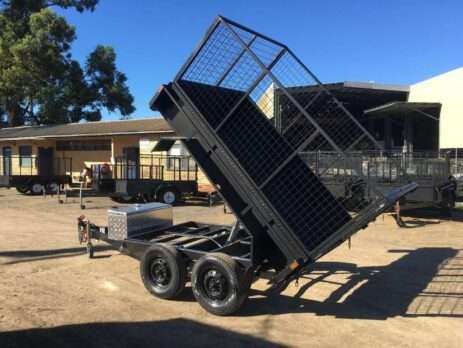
[{"left": 0, "top": 188, "right": 462, "bottom": 348}]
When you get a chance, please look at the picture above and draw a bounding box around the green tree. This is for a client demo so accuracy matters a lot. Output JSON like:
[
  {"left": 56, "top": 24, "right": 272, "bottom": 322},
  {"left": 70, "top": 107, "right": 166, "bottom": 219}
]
[{"left": 0, "top": 0, "right": 135, "bottom": 127}]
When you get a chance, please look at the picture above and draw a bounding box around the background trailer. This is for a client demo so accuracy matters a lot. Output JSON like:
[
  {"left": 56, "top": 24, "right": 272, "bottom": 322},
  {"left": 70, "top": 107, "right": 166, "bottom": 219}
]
[
  {"left": 91, "top": 153, "right": 201, "bottom": 205},
  {"left": 269, "top": 85, "right": 455, "bottom": 210},
  {"left": 0, "top": 119, "right": 174, "bottom": 194}
]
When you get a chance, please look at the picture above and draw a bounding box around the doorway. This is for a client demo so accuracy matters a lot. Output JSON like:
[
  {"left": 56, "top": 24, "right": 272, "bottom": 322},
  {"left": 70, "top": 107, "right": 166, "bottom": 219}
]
[
  {"left": 2, "top": 147, "right": 12, "bottom": 176},
  {"left": 38, "top": 147, "right": 54, "bottom": 176},
  {"left": 122, "top": 147, "right": 140, "bottom": 179}
]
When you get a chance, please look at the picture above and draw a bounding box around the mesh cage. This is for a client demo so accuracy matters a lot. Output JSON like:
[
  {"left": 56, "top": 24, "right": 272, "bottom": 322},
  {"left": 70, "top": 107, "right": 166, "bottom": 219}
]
[
  {"left": 299, "top": 151, "right": 451, "bottom": 212},
  {"left": 167, "top": 16, "right": 396, "bottom": 260}
]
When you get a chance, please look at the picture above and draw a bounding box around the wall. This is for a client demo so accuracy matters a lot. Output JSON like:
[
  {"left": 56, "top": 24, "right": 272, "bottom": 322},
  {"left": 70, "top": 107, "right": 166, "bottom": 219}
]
[
  {"left": 139, "top": 138, "right": 212, "bottom": 186},
  {"left": 256, "top": 82, "right": 275, "bottom": 119},
  {"left": 408, "top": 67, "right": 463, "bottom": 149},
  {"left": 0, "top": 139, "right": 55, "bottom": 176},
  {"left": 54, "top": 142, "right": 111, "bottom": 181},
  {"left": 112, "top": 135, "right": 142, "bottom": 160},
  {"left": 1, "top": 136, "right": 145, "bottom": 181},
  {"left": 1, "top": 133, "right": 214, "bottom": 188}
]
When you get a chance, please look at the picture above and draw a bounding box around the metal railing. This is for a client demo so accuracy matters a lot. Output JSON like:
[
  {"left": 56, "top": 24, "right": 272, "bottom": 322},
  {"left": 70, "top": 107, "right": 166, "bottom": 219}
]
[
  {"left": 92, "top": 155, "right": 198, "bottom": 182},
  {"left": 300, "top": 151, "right": 450, "bottom": 183},
  {"left": 439, "top": 148, "right": 463, "bottom": 175}
]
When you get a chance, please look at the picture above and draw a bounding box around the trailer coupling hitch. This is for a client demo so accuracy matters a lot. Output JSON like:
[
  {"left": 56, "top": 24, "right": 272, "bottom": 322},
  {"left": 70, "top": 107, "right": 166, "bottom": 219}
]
[
  {"left": 77, "top": 215, "right": 96, "bottom": 259},
  {"left": 77, "top": 215, "right": 89, "bottom": 244}
]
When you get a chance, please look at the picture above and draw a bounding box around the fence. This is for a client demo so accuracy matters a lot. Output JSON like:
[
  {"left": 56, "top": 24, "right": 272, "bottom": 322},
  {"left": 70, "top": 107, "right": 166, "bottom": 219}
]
[
  {"left": 301, "top": 151, "right": 450, "bottom": 183},
  {"left": 441, "top": 149, "right": 463, "bottom": 175},
  {"left": 93, "top": 155, "right": 198, "bottom": 182}
]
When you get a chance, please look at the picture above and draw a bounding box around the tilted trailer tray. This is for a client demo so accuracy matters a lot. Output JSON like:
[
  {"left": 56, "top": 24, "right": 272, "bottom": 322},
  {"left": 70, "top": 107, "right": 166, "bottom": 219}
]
[{"left": 79, "top": 16, "right": 417, "bottom": 315}]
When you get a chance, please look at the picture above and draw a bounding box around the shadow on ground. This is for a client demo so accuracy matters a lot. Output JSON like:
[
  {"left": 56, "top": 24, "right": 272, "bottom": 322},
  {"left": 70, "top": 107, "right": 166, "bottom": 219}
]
[
  {"left": 401, "top": 207, "right": 463, "bottom": 223},
  {"left": 0, "top": 245, "right": 113, "bottom": 265},
  {"left": 391, "top": 213, "right": 441, "bottom": 228},
  {"left": 2, "top": 247, "right": 462, "bottom": 321},
  {"left": 0, "top": 318, "right": 285, "bottom": 348},
  {"left": 243, "top": 247, "right": 463, "bottom": 319}
]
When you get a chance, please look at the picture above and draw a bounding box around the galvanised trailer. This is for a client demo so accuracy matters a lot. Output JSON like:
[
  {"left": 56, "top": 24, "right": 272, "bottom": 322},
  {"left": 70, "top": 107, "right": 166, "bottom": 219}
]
[
  {"left": 78, "top": 16, "right": 417, "bottom": 315},
  {"left": 0, "top": 155, "right": 72, "bottom": 194},
  {"left": 300, "top": 151, "right": 457, "bottom": 213},
  {"left": 91, "top": 155, "right": 199, "bottom": 205}
]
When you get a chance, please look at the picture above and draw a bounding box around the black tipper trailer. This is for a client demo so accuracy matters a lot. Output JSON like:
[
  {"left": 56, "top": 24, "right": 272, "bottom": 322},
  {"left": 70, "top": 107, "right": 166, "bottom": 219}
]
[{"left": 78, "top": 16, "right": 417, "bottom": 315}]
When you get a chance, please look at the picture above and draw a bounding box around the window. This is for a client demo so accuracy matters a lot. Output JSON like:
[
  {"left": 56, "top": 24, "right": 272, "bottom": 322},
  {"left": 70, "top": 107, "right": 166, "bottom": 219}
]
[
  {"left": 19, "top": 145, "right": 32, "bottom": 168},
  {"left": 167, "top": 142, "right": 196, "bottom": 170},
  {"left": 56, "top": 140, "right": 111, "bottom": 151}
]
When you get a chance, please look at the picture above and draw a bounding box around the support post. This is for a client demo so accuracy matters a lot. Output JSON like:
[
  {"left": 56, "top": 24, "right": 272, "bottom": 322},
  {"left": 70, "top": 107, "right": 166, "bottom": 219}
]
[{"left": 80, "top": 181, "right": 86, "bottom": 210}]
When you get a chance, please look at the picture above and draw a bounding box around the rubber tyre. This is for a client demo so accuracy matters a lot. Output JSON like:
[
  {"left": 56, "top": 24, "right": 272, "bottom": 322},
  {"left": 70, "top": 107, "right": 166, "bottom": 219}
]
[
  {"left": 30, "top": 183, "right": 44, "bottom": 195},
  {"left": 87, "top": 244, "right": 94, "bottom": 259},
  {"left": 15, "top": 185, "right": 29, "bottom": 194},
  {"left": 47, "top": 182, "right": 60, "bottom": 194},
  {"left": 110, "top": 196, "right": 135, "bottom": 204},
  {"left": 140, "top": 244, "right": 186, "bottom": 300},
  {"left": 191, "top": 253, "right": 249, "bottom": 316},
  {"left": 158, "top": 188, "right": 179, "bottom": 205}
]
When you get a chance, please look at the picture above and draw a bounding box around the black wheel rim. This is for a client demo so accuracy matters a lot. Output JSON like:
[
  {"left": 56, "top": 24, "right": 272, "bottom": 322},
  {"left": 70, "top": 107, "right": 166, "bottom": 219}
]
[
  {"left": 150, "top": 257, "right": 171, "bottom": 289},
  {"left": 201, "top": 268, "right": 230, "bottom": 302}
]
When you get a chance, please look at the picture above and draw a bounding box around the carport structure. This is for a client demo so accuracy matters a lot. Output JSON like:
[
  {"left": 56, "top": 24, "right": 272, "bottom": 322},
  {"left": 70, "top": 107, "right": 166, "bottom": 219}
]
[{"left": 364, "top": 101, "right": 442, "bottom": 153}]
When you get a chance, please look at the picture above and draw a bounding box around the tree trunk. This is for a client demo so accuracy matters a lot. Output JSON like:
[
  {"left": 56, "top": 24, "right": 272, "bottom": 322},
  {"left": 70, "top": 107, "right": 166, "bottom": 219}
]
[{"left": 6, "top": 99, "right": 23, "bottom": 127}]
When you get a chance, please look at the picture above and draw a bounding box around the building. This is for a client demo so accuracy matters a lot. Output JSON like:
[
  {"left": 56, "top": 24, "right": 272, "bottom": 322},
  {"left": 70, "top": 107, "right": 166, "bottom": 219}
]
[
  {"left": 0, "top": 118, "right": 173, "bottom": 182},
  {"left": 264, "top": 67, "right": 461, "bottom": 155},
  {"left": 408, "top": 67, "right": 463, "bottom": 152},
  {"left": 326, "top": 81, "right": 441, "bottom": 153},
  {"left": 1, "top": 67, "right": 460, "bottom": 184},
  {"left": 331, "top": 68, "right": 463, "bottom": 154}
]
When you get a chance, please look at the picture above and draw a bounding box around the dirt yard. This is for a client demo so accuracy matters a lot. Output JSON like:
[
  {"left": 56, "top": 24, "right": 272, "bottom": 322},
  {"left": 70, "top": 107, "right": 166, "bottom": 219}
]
[{"left": 0, "top": 188, "right": 462, "bottom": 348}]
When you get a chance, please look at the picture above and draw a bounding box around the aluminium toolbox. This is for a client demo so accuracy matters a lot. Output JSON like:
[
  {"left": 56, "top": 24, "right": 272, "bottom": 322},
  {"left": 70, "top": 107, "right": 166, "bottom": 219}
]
[{"left": 107, "top": 203, "right": 173, "bottom": 240}]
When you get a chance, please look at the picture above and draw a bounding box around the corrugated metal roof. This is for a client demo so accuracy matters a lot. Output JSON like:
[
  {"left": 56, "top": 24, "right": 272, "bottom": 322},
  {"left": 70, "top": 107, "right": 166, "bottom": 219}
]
[
  {"left": 0, "top": 118, "right": 173, "bottom": 141},
  {"left": 341, "top": 81, "right": 410, "bottom": 92}
]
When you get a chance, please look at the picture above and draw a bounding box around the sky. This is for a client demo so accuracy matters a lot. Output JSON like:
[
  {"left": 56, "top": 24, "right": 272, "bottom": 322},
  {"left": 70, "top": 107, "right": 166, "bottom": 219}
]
[{"left": 57, "top": 0, "right": 463, "bottom": 120}]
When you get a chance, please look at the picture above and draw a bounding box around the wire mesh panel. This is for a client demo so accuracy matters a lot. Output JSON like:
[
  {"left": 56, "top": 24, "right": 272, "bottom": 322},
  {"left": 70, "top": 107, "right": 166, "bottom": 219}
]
[
  {"left": 262, "top": 157, "right": 351, "bottom": 251},
  {"left": 218, "top": 97, "right": 293, "bottom": 186},
  {"left": 176, "top": 17, "right": 379, "bottom": 153},
  {"left": 154, "top": 16, "right": 403, "bottom": 262},
  {"left": 299, "top": 151, "right": 452, "bottom": 209}
]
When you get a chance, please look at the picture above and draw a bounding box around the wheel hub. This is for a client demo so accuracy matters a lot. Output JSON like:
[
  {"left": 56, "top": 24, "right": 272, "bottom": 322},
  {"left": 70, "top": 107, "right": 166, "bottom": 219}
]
[
  {"left": 150, "top": 258, "right": 171, "bottom": 286},
  {"left": 48, "top": 183, "right": 59, "bottom": 192},
  {"left": 203, "top": 269, "right": 228, "bottom": 301},
  {"left": 32, "top": 184, "right": 43, "bottom": 194},
  {"left": 163, "top": 191, "right": 176, "bottom": 204}
]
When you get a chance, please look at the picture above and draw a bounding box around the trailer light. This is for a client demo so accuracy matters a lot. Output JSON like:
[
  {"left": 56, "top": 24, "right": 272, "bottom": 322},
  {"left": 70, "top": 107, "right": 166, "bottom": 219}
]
[{"left": 289, "top": 260, "right": 300, "bottom": 270}]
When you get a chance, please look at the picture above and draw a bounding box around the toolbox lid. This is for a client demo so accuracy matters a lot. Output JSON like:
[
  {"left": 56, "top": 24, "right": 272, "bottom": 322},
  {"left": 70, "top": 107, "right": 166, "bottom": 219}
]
[{"left": 108, "top": 202, "right": 171, "bottom": 216}]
